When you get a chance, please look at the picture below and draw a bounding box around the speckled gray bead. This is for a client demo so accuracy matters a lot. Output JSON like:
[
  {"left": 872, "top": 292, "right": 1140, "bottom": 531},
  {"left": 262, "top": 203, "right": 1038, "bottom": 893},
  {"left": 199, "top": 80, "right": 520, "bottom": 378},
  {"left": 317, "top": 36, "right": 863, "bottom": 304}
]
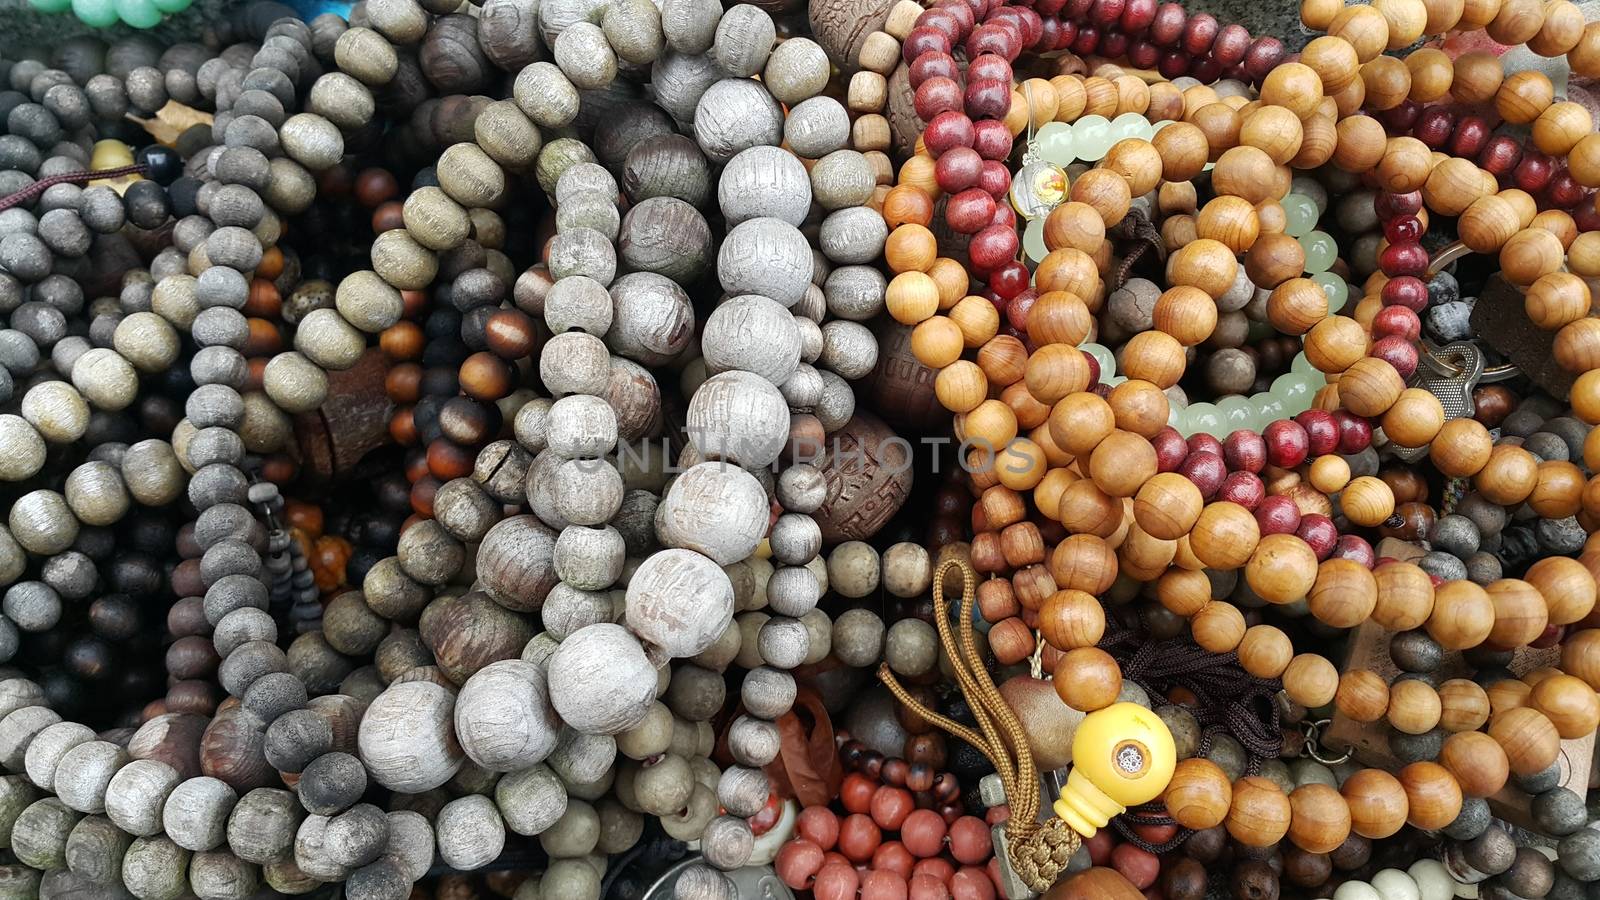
[
  {"left": 809, "top": 149, "right": 877, "bottom": 211},
  {"left": 554, "top": 22, "right": 618, "bottom": 90},
  {"left": 711, "top": 5, "right": 775, "bottom": 76},
  {"left": 685, "top": 370, "right": 790, "bottom": 469},
  {"left": 818, "top": 319, "right": 879, "bottom": 379},
  {"left": 514, "top": 62, "right": 581, "bottom": 129},
  {"left": 824, "top": 266, "right": 887, "bottom": 321},
  {"left": 693, "top": 79, "right": 782, "bottom": 164},
  {"left": 495, "top": 763, "right": 568, "bottom": 836},
  {"left": 717, "top": 146, "right": 810, "bottom": 227},
  {"left": 784, "top": 97, "right": 849, "bottom": 159}
]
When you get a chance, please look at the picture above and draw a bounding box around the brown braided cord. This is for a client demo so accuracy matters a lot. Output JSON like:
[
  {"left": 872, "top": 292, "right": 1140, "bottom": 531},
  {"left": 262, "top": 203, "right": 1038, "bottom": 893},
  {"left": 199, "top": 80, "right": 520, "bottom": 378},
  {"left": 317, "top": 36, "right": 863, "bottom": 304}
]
[{"left": 878, "top": 559, "right": 1080, "bottom": 893}]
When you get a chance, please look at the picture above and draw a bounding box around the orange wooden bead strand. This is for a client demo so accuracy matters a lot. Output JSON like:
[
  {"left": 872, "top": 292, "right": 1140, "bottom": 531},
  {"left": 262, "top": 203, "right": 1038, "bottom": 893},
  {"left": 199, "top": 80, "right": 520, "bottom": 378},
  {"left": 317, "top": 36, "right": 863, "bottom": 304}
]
[
  {"left": 1439, "top": 731, "right": 1511, "bottom": 798},
  {"left": 1168, "top": 238, "right": 1240, "bottom": 299},
  {"left": 1028, "top": 290, "right": 1093, "bottom": 346},
  {"left": 1049, "top": 534, "right": 1119, "bottom": 596},
  {"left": 1287, "top": 784, "right": 1352, "bottom": 855},
  {"left": 1226, "top": 776, "right": 1292, "bottom": 848},
  {"left": 1398, "top": 761, "right": 1463, "bottom": 830},
  {"left": 1387, "top": 679, "right": 1443, "bottom": 734},
  {"left": 1475, "top": 443, "right": 1540, "bottom": 505},
  {"left": 1240, "top": 106, "right": 1304, "bottom": 167},
  {"left": 1121, "top": 331, "right": 1186, "bottom": 389},
  {"left": 1108, "top": 379, "right": 1172, "bottom": 438},
  {"left": 1039, "top": 589, "right": 1106, "bottom": 651},
  {"left": 1044, "top": 201, "right": 1107, "bottom": 256},
  {"left": 1338, "top": 357, "right": 1406, "bottom": 417},
  {"left": 882, "top": 186, "right": 934, "bottom": 229},
  {"left": 1236, "top": 625, "right": 1294, "bottom": 679},
  {"left": 1383, "top": 388, "right": 1447, "bottom": 448},
  {"left": 1260, "top": 62, "right": 1325, "bottom": 118},
  {"left": 1341, "top": 768, "right": 1409, "bottom": 839},
  {"left": 1341, "top": 475, "right": 1397, "bottom": 528},
  {"left": 1336, "top": 670, "right": 1391, "bottom": 723},
  {"left": 886, "top": 271, "right": 940, "bottom": 325},
  {"left": 1191, "top": 601, "right": 1247, "bottom": 653},
  {"left": 1266, "top": 278, "right": 1330, "bottom": 336},
  {"left": 1488, "top": 706, "right": 1562, "bottom": 775},
  {"left": 1485, "top": 577, "right": 1550, "bottom": 650},
  {"left": 1024, "top": 344, "right": 1091, "bottom": 404},
  {"left": 1211, "top": 146, "right": 1282, "bottom": 205},
  {"left": 1309, "top": 558, "right": 1379, "bottom": 628},
  {"left": 935, "top": 360, "right": 988, "bottom": 413},
  {"left": 1283, "top": 654, "right": 1339, "bottom": 709},
  {"left": 1152, "top": 285, "right": 1218, "bottom": 346},
  {"left": 1089, "top": 430, "right": 1157, "bottom": 498},
  {"left": 1190, "top": 502, "right": 1261, "bottom": 571},
  {"left": 1164, "top": 758, "right": 1233, "bottom": 830},
  {"left": 1196, "top": 195, "right": 1262, "bottom": 253},
  {"left": 1527, "top": 556, "right": 1598, "bottom": 625},
  {"left": 1430, "top": 417, "right": 1494, "bottom": 477},
  {"left": 1048, "top": 392, "right": 1115, "bottom": 456}
]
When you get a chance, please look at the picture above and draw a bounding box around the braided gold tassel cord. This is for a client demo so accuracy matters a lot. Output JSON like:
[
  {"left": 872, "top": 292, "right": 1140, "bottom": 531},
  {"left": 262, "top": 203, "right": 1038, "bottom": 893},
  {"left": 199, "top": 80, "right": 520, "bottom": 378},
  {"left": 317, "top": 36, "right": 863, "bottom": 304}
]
[{"left": 878, "top": 559, "right": 1080, "bottom": 894}]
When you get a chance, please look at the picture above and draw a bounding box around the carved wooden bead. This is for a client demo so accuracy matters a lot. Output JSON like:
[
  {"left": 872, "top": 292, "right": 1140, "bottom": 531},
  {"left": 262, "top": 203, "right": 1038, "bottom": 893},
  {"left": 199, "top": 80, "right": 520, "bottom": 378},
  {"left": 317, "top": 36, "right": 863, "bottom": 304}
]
[
  {"left": 0, "top": 706, "right": 57, "bottom": 773},
  {"left": 718, "top": 146, "right": 811, "bottom": 227},
  {"left": 188, "top": 849, "right": 260, "bottom": 899},
  {"left": 357, "top": 680, "right": 463, "bottom": 793},
  {"left": 655, "top": 464, "right": 768, "bottom": 566},
  {"left": 546, "top": 623, "right": 657, "bottom": 736}
]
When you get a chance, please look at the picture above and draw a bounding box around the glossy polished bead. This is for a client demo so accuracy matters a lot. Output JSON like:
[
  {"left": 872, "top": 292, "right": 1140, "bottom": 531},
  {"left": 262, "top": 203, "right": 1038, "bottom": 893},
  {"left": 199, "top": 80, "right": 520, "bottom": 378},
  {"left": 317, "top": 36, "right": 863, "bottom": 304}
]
[{"left": 1380, "top": 242, "right": 1428, "bottom": 277}]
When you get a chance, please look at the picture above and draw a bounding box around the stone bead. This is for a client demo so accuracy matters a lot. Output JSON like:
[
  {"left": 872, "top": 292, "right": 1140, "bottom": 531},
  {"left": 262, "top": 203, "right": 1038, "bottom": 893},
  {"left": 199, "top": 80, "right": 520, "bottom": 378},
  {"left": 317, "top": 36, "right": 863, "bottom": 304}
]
[{"left": 832, "top": 608, "right": 885, "bottom": 667}]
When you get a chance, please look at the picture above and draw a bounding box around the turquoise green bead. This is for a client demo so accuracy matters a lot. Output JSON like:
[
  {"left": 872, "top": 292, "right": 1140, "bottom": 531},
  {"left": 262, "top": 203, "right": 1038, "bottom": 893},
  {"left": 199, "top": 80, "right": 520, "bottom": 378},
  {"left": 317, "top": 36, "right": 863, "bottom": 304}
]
[
  {"left": 1300, "top": 230, "right": 1337, "bottom": 274},
  {"left": 1023, "top": 217, "right": 1048, "bottom": 264},
  {"left": 29, "top": 0, "right": 72, "bottom": 12},
  {"left": 1216, "top": 395, "right": 1259, "bottom": 435},
  {"left": 1079, "top": 342, "right": 1115, "bottom": 380},
  {"left": 151, "top": 0, "right": 191, "bottom": 11},
  {"left": 116, "top": 0, "right": 161, "bottom": 28},
  {"left": 1290, "top": 351, "right": 1321, "bottom": 379},
  {"left": 1282, "top": 193, "right": 1319, "bottom": 238},
  {"left": 71, "top": 0, "right": 119, "bottom": 25}
]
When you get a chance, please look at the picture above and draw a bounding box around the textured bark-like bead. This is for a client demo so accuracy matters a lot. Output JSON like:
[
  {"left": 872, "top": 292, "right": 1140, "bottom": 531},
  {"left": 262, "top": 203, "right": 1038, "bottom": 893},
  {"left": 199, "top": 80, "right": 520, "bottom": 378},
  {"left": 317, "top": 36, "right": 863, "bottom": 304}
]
[
  {"left": 655, "top": 463, "right": 769, "bottom": 566},
  {"left": 547, "top": 623, "right": 658, "bottom": 735},
  {"left": 496, "top": 763, "right": 569, "bottom": 836},
  {"left": 455, "top": 659, "right": 561, "bottom": 772},
  {"left": 607, "top": 271, "right": 696, "bottom": 366},
  {"left": 719, "top": 146, "right": 812, "bottom": 226},
  {"left": 357, "top": 681, "right": 464, "bottom": 793},
  {"left": 121, "top": 835, "right": 190, "bottom": 900},
  {"left": 103, "top": 759, "right": 180, "bottom": 838},
  {"left": 693, "top": 78, "right": 784, "bottom": 163},
  {"left": 686, "top": 370, "right": 791, "bottom": 468}
]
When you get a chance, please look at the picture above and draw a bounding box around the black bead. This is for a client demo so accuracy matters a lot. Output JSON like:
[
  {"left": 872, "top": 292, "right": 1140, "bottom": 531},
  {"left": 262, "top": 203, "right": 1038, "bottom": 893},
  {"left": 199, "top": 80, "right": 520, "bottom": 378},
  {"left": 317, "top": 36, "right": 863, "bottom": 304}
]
[
  {"left": 123, "top": 179, "right": 171, "bottom": 230},
  {"left": 135, "top": 144, "right": 182, "bottom": 186}
]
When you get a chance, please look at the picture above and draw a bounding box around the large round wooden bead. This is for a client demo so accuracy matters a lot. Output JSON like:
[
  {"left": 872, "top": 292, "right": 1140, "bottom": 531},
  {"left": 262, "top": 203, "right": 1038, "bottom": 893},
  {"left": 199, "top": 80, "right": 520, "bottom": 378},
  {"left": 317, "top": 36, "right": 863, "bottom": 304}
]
[
  {"left": 1245, "top": 534, "right": 1318, "bottom": 604},
  {"left": 163, "top": 776, "right": 237, "bottom": 852},
  {"left": 626, "top": 549, "right": 735, "bottom": 662},
  {"left": 1426, "top": 580, "right": 1494, "bottom": 650},
  {"left": 54, "top": 741, "right": 127, "bottom": 814},
  {"left": 1287, "top": 783, "right": 1351, "bottom": 854},
  {"left": 437, "top": 794, "right": 506, "bottom": 871},
  {"left": 1341, "top": 769, "right": 1408, "bottom": 839},
  {"left": 1488, "top": 707, "right": 1561, "bottom": 775},
  {"left": 1227, "top": 776, "right": 1291, "bottom": 847},
  {"left": 693, "top": 79, "right": 783, "bottom": 164},
  {"left": 1164, "top": 758, "right": 1232, "bottom": 830},
  {"left": 686, "top": 371, "right": 790, "bottom": 468},
  {"left": 1190, "top": 502, "right": 1261, "bottom": 571},
  {"left": 548, "top": 624, "right": 657, "bottom": 735},
  {"left": 105, "top": 759, "right": 180, "bottom": 837},
  {"left": 655, "top": 464, "right": 768, "bottom": 566},
  {"left": 476, "top": 515, "right": 559, "bottom": 612},
  {"left": 1336, "top": 670, "right": 1390, "bottom": 723},
  {"left": 1439, "top": 731, "right": 1510, "bottom": 798},
  {"left": 1530, "top": 673, "right": 1600, "bottom": 739},
  {"left": 356, "top": 681, "right": 464, "bottom": 793},
  {"left": 454, "top": 660, "right": 560, "bottom": 773},
  {"left": 1398, "top": 761, "right": 1462, "bottom": 830}
]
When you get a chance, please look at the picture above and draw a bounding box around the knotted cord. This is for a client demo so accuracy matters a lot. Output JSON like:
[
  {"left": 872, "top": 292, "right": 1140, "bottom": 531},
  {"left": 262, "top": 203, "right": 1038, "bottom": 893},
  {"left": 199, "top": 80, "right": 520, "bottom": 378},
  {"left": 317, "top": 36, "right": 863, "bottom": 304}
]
[
  {"left": 878, "top": 559, "right": 1079, "bottom": 894},
  {"left": 0, "top": 165, "right": 149, "bottom": 213}
]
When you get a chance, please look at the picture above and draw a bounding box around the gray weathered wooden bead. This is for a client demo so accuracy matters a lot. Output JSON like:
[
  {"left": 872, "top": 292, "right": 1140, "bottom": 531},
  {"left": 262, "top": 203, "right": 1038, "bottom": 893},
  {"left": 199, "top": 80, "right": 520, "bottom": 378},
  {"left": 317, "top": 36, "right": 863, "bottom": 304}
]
[
  {"left": 664, "top": 666, "right": 726, "bottom": 724},
  {"left": 522, "top": 632, "right": 561, "bottom": 668},
  {"left": 20, "top": 381, "right": 87, "bottom": 444},
  {"left": 824, "top": 265, "right": 887, "bottom": 322},
  {"left": 553, "top": 527, "right": 625, "bottom": 592},
  {"left": 762, "top": 37, "right": 829, "bottom": 104},
  {"left": 68, "top": 348, "right": 137, "bottom": 412},
  {"left": 614, "top": 701, "right": 673, "bottom": 761},
  {"left": 476, "top": 514, "right": 559, "bottom": 613},
  {"left": 474, "top": 440, "right": 532, "bottom": 505},
  {"left": 478, "top": 0, "right": 543, "bottom": 70},
  {"left": 0, "top": 416, "right": 44, "bottom": 482},
  {"left": 495, "top": 763, "right": 567, "bottom": 836},
  {"left": 217, "top": 640, "right": 287, "bottom": 697},
  {"left": 334, "top": 271, "right": 403, "bottom": 334},
  {"left": 297, "top": 751, "right": 365, "bottom": 815},
  {"left": 700, "top": 814, "right": 754, "bottom": 871},
  {"left": 542, "top": 274, "right": 611, "bottom": 338},
  {"left": 432, "top": 478, "right": 500, "bottom": 544},
  {"left": 617, "top": 197, "right": 712, "bottom": 286},
  {"left": 650, "top": 51, "right": 720, "bottom": 124},
  {"left": 435, "top": 794, "right": 504, "bottom": 871},
  {"left": 188, "top": 849, "right": 259, "bottom": 900},
  {"left": 438, "top": 142, "right": 506, "bottom": 209},
  {"left": 203, "top": 574, "right": 268, "bottom": 628},
  {"left": 360, "top": 557, "right": 428, "bottom": 625},
  {"left": 547, "top": 623, "right": 656, "bottom": 736},
  {"left": 662, "top": 0, "right": 721, "bottom": 53},
  {"left": 161, "top": 777, "right": 236, "bottom": 852},
  {"left": 810, "top": 149, "right": 877, "bottom": 211},
  {"left": 223, "top": 788, "right": 299, "bottom": 866},
  {"left": 602, "top": 0, "right": 664, "bottom": 65},
  {"left": 546, "top": 395, "right": 618, "bottom": 459},
  {"left": 109, "top": 311, "right": 180, "bottom": 374},
  {"left": 294, "top": 814, "right": 351, "bottom": 882},
  {"left": 397, "top": 518, "right": 464, "bottom": 586},
  {"left": 757, "top": 615, "right": 810, "bottom": 670},
  {"left": 357, "top": 681, "right": 464, "bottom": 793},
  {"left": 366, "top": 0, "right": 429, "bottom": 43},
  {"left": 514, "top": 62, "right": 580, "bottom": 130},
  {"left": 548, "top": 228, "right": 616, "bottom": 288},
  {"left": 0, "top": 680, "right": 42, "bottom": 725},
  {"left": 371, "top": 229, "right": 438, "bottom": 291},
  {"left": 382, "top": 810, "right": 433, "bottom": 882},
  {"left": 717, "top": 217, "right": 813, "bottom": 308},
  {"left": 324, "top": 802, "right": 388, "bottom": 869},
  {"left": 241, "top": 672, "right": 307, "bottom": 724},
  {"left": 3, "top": 583, "right": 58, "bottom": 633},
  {"left": 103, "top": 759, "right": 179, "bottom": 838},
  {"left": 603, "top": 274, "right": 692, "bottom": 367},
  {"left": 622, "top": 135, "right": 709, "bottom": 208},
  {"left": 12, "top": 798, "right": 79, "bottom": 870},
  {"left": 0, "top": 776, "right": 38, "bottom": 848},
  {"left": 538, "top": 796, "right": 598, "bottom": 858},
  {"left": 212, "top": 608, "right": 276, "bottom": 660},
  {"left": 712, "top": 5, "right": 775, "bottom": 76},
  {"left": 674, "top": 864, "right": 736, "bottom": 900},
  {"left": 626, "top": 548, "right": 735, "bottom": 663},
  {"left": 262, "top": 856, "right": 319, "bottom": 895},
  {"left": 595, "top": 798, "right": 643, "bottom": 856},
  {"left": 770, "top": 514, "right": 823, "bottom": 567},
  {"left": 702, "top": 294, "right": 801, "bottom": 385},
  {"left": 53, "top": 740, "right": 126, "bottom": 814},
  {"left": 785, "top": 96, "right": 849, "bottom": 159},
  {"left": 551, "top": 459, "right": 623, "bottom": 526},
  {"left": 0, "top": 707, "right": 56, "bottom": 773},
  {"left": 307, "top": 72, "right": 373, "bottom": 131},
  {"left": 779, "top": 364, "right": 825, "bottom": 409},
  {"left": 542, "top": 856, "right": 602, "bottom": 900},
  {"left": 553, "top": 166, "right": 618, "bottom": 210},
  {"left": 64, "top": 814, "right": 130, "bottom": 885},
  {"left": 119, "top": 439, "right": 183, "bottom": 507},
  {"left": 693, "top": 79, "right": 782, "bottom": 164},
  {"left": 818, "top": 319, "right": 879, "bottom": 380},
  {"left": 547, "top": 727, "right": 617, "bottom": 788},
  {"left": 717, "top": 146, "right": 810, "bottom": 227},
  {"left": 260, "top": 351, "right": 328, "bottom": 414},
  {"left": 728, "top": 715, "right": 781, "bottom": 768},
  {"left": 554, "top": 22, "right": 618, "bottom": 91},
  {"left": 120, "top": 835, "right": 189, "bottom": 900},
  {"left": 686, "top": 370, "right": 789, "bottom": 468},
  {"left": 23, "top": 721, "right": 92, "bottom": 792},
  {"left": 401, "top": 187, "right": 470, "bottom": 253},
  {"left": 655, "top": 465, "right": 767, "bottom": 566},
  {"left": 554, "top": 193, "right": 621, "bottom": 243},
  {"left": 819, "top": 207, "right": 888, "bottom": 267},
  {"left": 717, "top": 766, "right": 770, "bottom": 820},
  {"left": 293, "top": 307, "right": 364, "bottom": 370},
  {"left": 540, "top": 582, "right": 608, "bottom": 637},
  {"left": 632, "top": 753, "right": 693, "bottom": 818},
  {"left": 345, "top": 858, "right": 409, "bottom": 900},
  {"left": 455, "top": 660, "right": 560, "bottom": 773}
]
